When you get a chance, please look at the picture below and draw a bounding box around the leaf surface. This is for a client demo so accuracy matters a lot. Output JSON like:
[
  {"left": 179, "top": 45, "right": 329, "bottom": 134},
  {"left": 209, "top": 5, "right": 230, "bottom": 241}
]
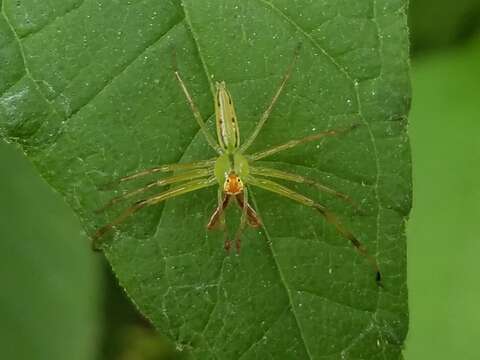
[{"left": 0, "top": 0, "right": 411, "bottom": 358}]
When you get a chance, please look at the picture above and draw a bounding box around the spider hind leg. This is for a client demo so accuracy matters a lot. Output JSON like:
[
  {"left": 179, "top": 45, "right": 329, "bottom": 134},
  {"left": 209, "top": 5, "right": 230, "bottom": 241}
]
[{"left": 247, "top": 175, "right": 382, "bottom": 286}]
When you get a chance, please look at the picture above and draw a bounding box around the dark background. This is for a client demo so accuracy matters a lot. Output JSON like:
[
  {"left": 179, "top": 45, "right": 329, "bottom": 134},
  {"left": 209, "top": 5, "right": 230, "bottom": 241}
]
[{"left": 1, "top": 0, "right": 479, "bottom": 359}]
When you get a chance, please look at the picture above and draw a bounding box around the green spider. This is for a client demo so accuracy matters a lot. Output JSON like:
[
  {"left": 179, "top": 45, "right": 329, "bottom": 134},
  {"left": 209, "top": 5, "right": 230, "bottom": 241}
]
[{"left": 93, "top": 49, "right": 381, "bottom": 285}]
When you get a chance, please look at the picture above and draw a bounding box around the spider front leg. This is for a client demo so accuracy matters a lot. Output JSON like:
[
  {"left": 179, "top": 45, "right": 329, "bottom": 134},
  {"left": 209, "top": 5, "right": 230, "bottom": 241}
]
[
  {"left": 240, "top": 44, "right": 300, "bottom": 152},
  {"left": 92, "top": 177, "right": 216, "bottom": 249},
  {"left": 247, "top": 175, "right": 382, "bottom": 286},
  {"left": 174, "top": 69, "right": 222, "bottom": 154}
]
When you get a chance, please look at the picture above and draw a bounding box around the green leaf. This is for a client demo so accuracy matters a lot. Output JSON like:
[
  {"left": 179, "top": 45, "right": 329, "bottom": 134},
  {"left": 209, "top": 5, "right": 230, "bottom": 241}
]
[
  {"left": 0, "top": 141, "right": 100, "bottom": 360},
  {"left": 0, "top": 0, "right": 411, "bottom": 358}
]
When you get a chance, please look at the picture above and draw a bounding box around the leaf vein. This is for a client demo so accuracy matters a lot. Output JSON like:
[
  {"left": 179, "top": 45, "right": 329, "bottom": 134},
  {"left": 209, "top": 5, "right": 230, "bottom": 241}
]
[
  {"left": 179, "top": 0, "right": 215, "bottom": 96},
  {"left": 237, "top": 306, "right": 290, "bottom": 360},
  {"left": 250, "top": 191, "right": 315, "bottom": 360},
  {"left": 1, "top": 3, "right": 64, "bottom": 121},
  {"left": 64, "top": 16, "right": 185, "bottom": 122},
  {"left": 19, "top": 0, "right": 85, "bottom": 40}
]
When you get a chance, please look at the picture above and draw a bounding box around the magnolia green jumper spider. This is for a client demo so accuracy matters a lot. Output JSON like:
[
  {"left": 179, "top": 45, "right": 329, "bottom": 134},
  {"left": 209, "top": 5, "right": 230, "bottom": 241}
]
[{"left": 94, "top": 50, "right": 382, "bottom": 285}]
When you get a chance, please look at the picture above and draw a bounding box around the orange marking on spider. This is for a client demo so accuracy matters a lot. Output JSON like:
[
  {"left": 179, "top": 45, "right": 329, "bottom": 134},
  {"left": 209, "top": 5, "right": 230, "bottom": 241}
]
[{"left": 224, "top": 172, "right": 244, "bottom": 195}]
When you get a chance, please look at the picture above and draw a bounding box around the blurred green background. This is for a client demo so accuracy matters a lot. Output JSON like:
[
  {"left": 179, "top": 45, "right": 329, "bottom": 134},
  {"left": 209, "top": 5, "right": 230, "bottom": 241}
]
[{"left": 1, "top": 1, "right": 480, "bottom": 359}]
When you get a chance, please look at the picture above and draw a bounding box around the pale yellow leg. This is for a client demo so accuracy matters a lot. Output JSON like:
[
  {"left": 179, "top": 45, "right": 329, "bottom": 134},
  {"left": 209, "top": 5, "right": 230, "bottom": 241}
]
[
  {"left": 247, "top": 175, "right": 381, "bottom": 286},
  {"left": 101, "top": 159, "right": 215, "bottom": 187},
  {"left": 174, "top": 70, "right": 222, "bottom": 153},
  {"left": 248, "top": 125, "right": 358, "bottom": 161},
  {"left": 240, "top": 45, "right": 301, "bottom": 152},
  {"left": 92, "top": 177, "right": 217, "bottom": 249},
  {"left": 97, "top": 168, "right": 213, "bottom": 212},
  {"left": 249, "top": 166, "right": 357, "bottom": 207}
]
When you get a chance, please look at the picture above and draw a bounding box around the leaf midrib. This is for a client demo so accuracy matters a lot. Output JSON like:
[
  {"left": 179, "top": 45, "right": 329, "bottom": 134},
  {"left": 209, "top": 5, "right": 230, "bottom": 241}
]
[
  {"left": 175, "top": 1, "right": 388, "bottom": 357},
  {"left": 176, "top": 2, "right": 314, "bottom": 358}
]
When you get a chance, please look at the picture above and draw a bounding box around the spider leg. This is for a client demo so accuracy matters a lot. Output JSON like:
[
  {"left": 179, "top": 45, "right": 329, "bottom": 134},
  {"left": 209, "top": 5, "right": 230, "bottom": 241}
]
[
  {"left": 92, "top": 177, "right": 216, "bottom": 249},
  {"left": 207, "top": 189, "right": 231, "bottom": 251},
  {"left": 97, "top": 168, "right": 213, "bottom": 213},
  {"left": 249, "top": 166, "right": 358, "bottom": 208},
  {"left": 101, "top": 159, "right": 215, "bottom": 188},
  {"left": 207, "top": 190, "right": 230, "bottom": 229},
  {"left": 235, "top": 191, "right": 262, "bottom": 228},
  {"left": 233, "top": 187, "right": 250, "bottom": 253},
  {"left": 174, "top": 69, "right": 222, "bottom": 154},
  {"left": 240, "top": 44, "right": 300, "bottom": 152},
  {"left": 248, "top": 125, "right": 358, "bottom": 161},
  {"left": 247, "top": 175, "right": 381, "bottom": 286}
]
